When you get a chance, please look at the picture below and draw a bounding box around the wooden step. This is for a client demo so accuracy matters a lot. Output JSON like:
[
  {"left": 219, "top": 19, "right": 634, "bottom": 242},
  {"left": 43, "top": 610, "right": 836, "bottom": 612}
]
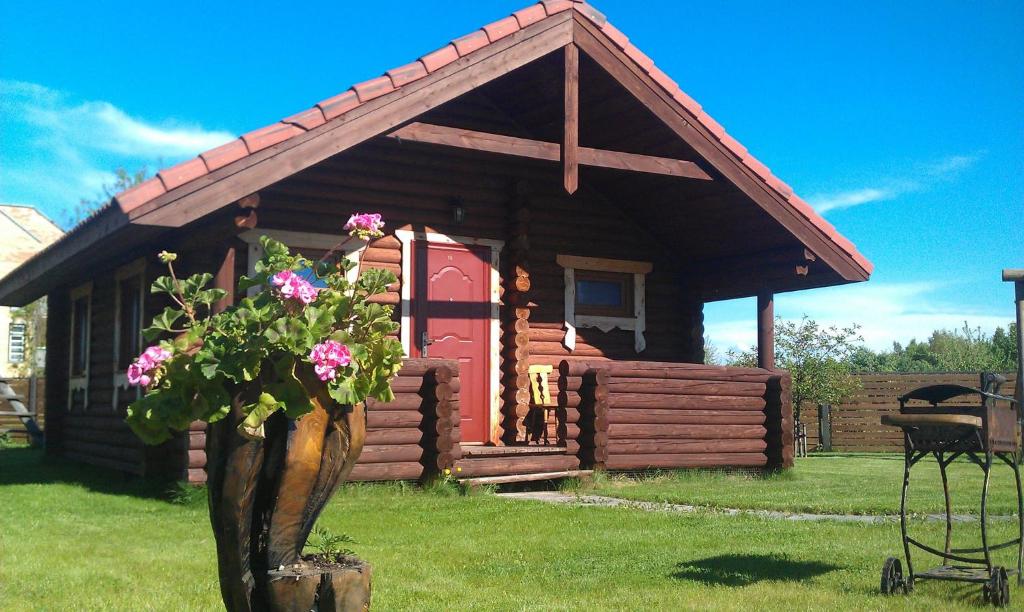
[
  {"left": 460, "top": 470, "right": 593, "bottom": 487},
  {"left": 461, "top": 445, "right": 567, "bottom": 458}
]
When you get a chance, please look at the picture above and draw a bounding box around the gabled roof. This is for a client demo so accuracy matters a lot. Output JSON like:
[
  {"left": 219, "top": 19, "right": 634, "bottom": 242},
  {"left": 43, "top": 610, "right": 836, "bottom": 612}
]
[
  {"left": 0, "top": 0, "right": 870, "bottom": 305},
  {"left": 0, "top": 205, "right": 64, "bottom": 278}
]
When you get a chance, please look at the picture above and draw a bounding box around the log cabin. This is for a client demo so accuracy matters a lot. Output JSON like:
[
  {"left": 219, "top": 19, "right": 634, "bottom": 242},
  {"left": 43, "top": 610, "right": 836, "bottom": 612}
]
[{"left": 0, "top": 1, "right": 872, "bottom": 485}]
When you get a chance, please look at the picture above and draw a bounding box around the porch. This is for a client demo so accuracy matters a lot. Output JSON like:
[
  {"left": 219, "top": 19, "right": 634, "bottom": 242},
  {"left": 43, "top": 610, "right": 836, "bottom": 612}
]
[{"left": 175, "top": 357, "right": 791, "bottom": 484}]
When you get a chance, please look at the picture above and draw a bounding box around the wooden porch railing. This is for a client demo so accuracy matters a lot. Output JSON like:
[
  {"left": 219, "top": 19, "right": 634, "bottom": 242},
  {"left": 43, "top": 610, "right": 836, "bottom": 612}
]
[
  {"left": 558, "top": 360, "right": 793, "bottom": 472},
  {"left": 559, "top": 364, "right": 609, "bottom": 469},
  {"left": 183, "top": 358, "right": 462, "bottom": 484}
]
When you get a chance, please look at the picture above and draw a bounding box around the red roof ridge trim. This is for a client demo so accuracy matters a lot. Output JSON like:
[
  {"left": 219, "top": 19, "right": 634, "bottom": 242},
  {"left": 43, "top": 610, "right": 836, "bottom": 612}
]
[{"left": 111, "top": 0, "right": 871, "bottom": 275}]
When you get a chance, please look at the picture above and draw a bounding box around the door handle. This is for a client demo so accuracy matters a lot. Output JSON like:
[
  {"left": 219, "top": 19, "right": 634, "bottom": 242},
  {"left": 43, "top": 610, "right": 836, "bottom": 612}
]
[{"left": 421, "top": 331, "right": 435, "bottom": 357}]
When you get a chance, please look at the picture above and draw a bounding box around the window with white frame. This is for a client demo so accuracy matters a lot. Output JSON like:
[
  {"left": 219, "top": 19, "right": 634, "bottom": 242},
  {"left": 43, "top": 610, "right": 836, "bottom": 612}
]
[
  {"left": 69, "top": 282, "right": 92, "bottom": 408},
  {"left": 113, "top": 259, "right": 146, "bottom": 406},
  {"left": 8, "top": 322, "right": 26, "bottom": 363},
  {"left": 239, "top": 229, "right": 367, "bottom": 297},
  {"left": 556, "top": 254, "right": 652, "bottom": 353}
]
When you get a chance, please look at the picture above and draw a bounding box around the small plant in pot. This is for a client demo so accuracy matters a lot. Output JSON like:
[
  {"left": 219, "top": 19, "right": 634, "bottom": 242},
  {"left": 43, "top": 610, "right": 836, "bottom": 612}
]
[{"left": 126, "top": 213, "right": 402, "bottom": 611}]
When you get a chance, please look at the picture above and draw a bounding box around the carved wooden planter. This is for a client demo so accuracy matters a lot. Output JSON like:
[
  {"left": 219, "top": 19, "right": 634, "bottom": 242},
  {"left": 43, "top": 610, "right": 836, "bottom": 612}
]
[{"left": 205, "top": 369, "right": 371, "bottom": 611}]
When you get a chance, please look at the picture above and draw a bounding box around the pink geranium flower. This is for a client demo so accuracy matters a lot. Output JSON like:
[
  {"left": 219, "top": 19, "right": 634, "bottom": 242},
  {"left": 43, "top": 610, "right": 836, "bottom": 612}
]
[
  {"left": 126, "top": 345, "right": 171, "bottom": 388},
  {"left": 271, "top": 269, "right": 294, "bottom": 287},
  {"left": 309, "top": 340, "right": 352, "bottom": 382},
  {"left": 126, "top": 363, "right": 151, "bottom": 387},
  {"left": 344, "top": 212, "right": 385, "bottom": 239},
  {"left": 271, "top": 270, "right": 319, "bottom": 306}
]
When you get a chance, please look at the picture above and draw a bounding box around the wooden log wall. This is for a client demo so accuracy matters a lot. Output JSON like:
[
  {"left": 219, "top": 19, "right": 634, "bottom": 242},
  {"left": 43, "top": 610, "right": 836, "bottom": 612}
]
[
  {"left": 183, "top": 358, "right": 462, "bottom": 484},
  {"left": 501, "top": 183, "right": 533, "bottom": 443},
  {"left": 0, "top": 377, "right": 45, "bottom": 444},
  {"left": 764, "top": 372, "right": 794, "bottom": 470},
  {"left": 43, "top": 291, "right": 69, "bottom": 455},
  {"left": 559, "top": 363, "right": 609, "bottom": 468},
  {"left": 561, "top": 360, "right": 790, "bottom": 471},
  {"left": 357, "top": 235, "right": 403, "bottom": 318},
  {"left": 49, "top": 272, "right": 149, "bottom": 476}
]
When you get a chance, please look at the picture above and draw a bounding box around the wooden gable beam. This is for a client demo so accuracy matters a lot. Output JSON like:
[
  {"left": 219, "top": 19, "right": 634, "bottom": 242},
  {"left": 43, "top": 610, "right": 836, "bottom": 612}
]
[
  {"left": 563, "top": 43, "right": 579, "bottom": 194},
  {"left": 387, "top": 122, "right": 712, "bottom": 180}
]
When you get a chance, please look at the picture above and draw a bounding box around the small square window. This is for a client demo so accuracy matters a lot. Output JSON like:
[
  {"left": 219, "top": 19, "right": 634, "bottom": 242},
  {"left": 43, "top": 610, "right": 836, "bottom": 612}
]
[{"left": 574, "top": 270, "right": 633, "bottom": 317}]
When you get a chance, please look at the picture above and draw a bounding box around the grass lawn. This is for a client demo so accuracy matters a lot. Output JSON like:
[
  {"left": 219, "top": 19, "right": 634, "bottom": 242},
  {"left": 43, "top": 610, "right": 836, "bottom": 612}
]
[
  {"left": 1, "top": 447, "right": 1022, "bottom": 611},
  {"left": 590, "top": 452, "right": 1024, "bottom": 516}
]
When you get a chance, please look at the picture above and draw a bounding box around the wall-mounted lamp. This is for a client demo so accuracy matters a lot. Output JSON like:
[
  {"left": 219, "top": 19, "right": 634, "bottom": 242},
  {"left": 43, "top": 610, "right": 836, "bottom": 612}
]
[{"left": 450, "top": 197, "right": 465, "bottom": 225}]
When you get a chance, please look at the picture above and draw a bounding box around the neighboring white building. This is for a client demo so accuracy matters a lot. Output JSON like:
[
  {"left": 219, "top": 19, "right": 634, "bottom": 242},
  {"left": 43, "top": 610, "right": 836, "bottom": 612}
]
[{"left": 0, "top": 205, "right": 64, "bottom": 377}]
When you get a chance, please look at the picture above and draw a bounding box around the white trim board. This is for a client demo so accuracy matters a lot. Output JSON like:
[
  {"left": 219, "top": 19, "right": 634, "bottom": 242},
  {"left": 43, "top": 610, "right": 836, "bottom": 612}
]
[
  {"left": 395, "top": 229, "right": 504, "bottom": 444},
  {"left": 558, "top": 255, "right": 649, "bottom": 353}
]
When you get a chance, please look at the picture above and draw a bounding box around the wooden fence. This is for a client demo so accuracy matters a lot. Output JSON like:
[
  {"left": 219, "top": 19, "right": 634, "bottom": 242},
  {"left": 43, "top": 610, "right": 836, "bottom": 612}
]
[
  {"left": 0, "top": 377, "right": 45, "bottom": 444},
  {"left": 801, "top": 372, "right": 1018, "bottom": 453}
]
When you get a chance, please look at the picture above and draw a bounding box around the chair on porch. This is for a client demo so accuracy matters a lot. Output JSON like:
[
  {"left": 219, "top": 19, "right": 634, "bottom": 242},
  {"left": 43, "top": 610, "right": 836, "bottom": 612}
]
[{"left": 526, "top": 365, "right": 556, "bottom": 444}]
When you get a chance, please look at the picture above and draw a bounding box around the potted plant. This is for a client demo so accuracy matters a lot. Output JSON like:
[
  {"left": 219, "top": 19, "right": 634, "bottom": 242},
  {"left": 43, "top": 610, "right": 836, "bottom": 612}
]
[{"left": 126, "top": 213, "right": 403, "bottom": 611}]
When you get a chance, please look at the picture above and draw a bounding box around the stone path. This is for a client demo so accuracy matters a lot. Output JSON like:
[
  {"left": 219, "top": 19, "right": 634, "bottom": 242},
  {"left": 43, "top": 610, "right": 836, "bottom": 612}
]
[{"left": 498, "top": 491, "right": 1017, "bottom": 524}]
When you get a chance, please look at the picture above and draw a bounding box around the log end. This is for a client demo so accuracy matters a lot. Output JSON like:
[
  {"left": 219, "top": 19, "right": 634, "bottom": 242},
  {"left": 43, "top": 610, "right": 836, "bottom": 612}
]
[{"left": 266, "top": 555, "right": 371, "bottom": 612}]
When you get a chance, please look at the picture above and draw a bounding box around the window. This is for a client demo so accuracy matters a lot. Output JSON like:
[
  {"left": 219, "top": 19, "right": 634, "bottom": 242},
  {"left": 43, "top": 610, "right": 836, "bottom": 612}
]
[
  {"left": 574, "top": 270, "right": 633, "bottom": 317},
  {"left": 8, "top": 322, "right": 26, "bottom": 363},
  {"left": 113, "top": 260, "right": 146, "bottom": 408},
  {"left": 69, "top": 282, "right": 92, "bottom": 408},
  {"left": 115, "top": 263, "right": 145, "bottom": 370},
  {"left": 70, "top": 291, "right": 90, "bottom": 377},
  {"left": 556, "top": 254, "right": 652, "bottom": 353},
  {"left": 240, "top": 230, "right": 365, "bottom": 298}
]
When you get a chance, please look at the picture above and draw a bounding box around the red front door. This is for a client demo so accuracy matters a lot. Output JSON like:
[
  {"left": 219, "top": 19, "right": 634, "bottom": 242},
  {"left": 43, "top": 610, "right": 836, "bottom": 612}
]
[{"left": 413, "top": 241, "right": 491, "bottom": 443}]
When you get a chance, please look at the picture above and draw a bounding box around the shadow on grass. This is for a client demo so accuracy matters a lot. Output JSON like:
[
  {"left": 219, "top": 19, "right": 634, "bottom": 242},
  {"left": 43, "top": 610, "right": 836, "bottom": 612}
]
[
  {"left": 0, "top": 446, "right": 188, "bottom": 503},
  {"left": 670, "top": 554, "right": 840, "bottom": 586}
]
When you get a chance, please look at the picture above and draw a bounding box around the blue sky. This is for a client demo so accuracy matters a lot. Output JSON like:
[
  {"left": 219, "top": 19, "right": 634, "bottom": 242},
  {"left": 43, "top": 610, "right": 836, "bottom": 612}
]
[{"left": 1, "top": 0, "right": 1021, "bottom": 351}]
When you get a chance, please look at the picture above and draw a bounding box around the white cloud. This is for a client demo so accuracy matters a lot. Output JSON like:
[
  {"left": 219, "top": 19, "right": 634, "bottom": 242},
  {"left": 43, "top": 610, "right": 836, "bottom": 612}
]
[
  {"left": 806, "top": 153, "right": 982, "bottom": 215},
  {"left": 808, "top": 187, "right": 895, "bottom": 213},
  {"left": 704, "top": 281, "right": 1013, "bottom": 353},
  {"left": 0, "top": 79, "right": 233, "bottom": 226},
  {"left": 920, "top": 154, "right": 981, "bottom": 178},
  {"left": 5, "top": 79, "right": 232, "bottom": 158}
]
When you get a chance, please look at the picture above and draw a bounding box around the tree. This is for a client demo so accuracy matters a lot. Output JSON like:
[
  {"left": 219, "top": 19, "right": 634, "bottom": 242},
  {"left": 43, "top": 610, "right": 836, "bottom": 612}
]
[
  {"left": 7, "top": 299, "right": 47, "bottom": 376},
  {"left": 65, "top": 166, "right": 149, "bottom": 228},
  {"left": 848, "top": 322, "right": 1018, "bottom": 373},
  {"left": 703, "top": 336, "right": 722, "bottom": 365},
  {"left": 728, "top": 316, "right": 863, "bottom": 419}
]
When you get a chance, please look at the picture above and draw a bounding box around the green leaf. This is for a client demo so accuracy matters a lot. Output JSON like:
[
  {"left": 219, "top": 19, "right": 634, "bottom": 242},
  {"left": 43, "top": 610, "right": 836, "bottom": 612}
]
[
  {"left": 143, "top": 306, "right": 185, "bottom": 340},
  {"left": 267, "top": 371, "right": 314, "bottom": 420},
  {"left": 239, "top": 392, "right": 282, "bottom": 439},
  {"left": 196, "top": 288, "right": 227, "bottom": 307},
  {"left": 150, "top": 275, "right": 178, "bottom": 295},
  {"left": 237, "top": 275, "right": 262, "bottom": 292},
  {"left": 328, "top": 379, "right": 357, "bottom": 406}
]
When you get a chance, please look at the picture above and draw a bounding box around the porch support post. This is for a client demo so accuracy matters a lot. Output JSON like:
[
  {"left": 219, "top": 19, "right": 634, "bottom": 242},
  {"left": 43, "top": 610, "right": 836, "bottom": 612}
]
[
  {"left": 1002, "top": 269, "right": 1024, "bottom": 445},
  {"left": 757, "top": 290, "right": 775, "bottom": 370},
  {"left": 563, "top": 43, "right": 579, "bottom": 195},
  {"left": 213, "top": 246, "right": 236, "bottom": 314}
]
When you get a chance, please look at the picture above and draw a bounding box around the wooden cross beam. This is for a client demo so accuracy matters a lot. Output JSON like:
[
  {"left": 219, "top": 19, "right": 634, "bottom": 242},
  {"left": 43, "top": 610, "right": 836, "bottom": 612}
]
[{"left": 386, "top": 122, "right": 712, "bottom": 181}]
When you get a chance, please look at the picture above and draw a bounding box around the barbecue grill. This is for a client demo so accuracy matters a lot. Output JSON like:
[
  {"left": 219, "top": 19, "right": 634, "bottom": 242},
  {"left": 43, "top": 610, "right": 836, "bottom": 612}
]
[{"left": 878, "top": 372, "right": 1022, "bottom": 606}]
